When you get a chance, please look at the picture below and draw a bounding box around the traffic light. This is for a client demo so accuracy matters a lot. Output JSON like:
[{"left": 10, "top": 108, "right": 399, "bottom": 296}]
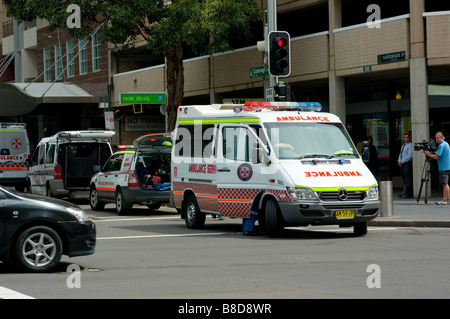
[
  {"left": 274, "top": 83, "right": 291, "bottom": 101},
  {"left": 269, "top": 31, "right": 290, "bottom": 77}
]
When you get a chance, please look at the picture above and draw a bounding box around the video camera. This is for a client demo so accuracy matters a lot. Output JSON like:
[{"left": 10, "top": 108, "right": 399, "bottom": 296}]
[{"left": 414, "top": 139, "right": 437, "bottom": 152}]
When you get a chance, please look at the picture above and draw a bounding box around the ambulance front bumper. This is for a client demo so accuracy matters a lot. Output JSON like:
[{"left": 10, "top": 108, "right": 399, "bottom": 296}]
[{"left": 278, "top": 199, "right": 380, "bottom": 226}]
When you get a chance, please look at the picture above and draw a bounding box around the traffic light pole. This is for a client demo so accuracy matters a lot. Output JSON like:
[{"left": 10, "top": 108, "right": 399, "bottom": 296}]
[{"left": 267, "top": 0, "right": 277, "bottom": 89}]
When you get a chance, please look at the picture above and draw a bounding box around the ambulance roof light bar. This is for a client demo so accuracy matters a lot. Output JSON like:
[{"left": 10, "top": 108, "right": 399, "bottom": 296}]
[{"left": 242, "top": 101, "right": 322, "bottom": 112}]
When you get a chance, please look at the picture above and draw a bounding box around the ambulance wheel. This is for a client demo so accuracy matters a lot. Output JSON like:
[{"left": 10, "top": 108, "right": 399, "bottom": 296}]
[
  {"left": 353, "top": 222, "right": 368, "bottom": 236},
  {"left": 265, "top": 199, "right": 284, "bottom": 237},
  {"left": 184, "top": 195, "right": 205, "bottom": 229},
  {"left": 116, "top": 188, "right": 132, "bottom": 215}
]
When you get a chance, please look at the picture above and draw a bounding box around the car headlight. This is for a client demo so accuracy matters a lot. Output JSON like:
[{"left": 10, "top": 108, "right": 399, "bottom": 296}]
[
  {"left": 66, "top": 207, "right": 91, "bottom": 222},
  {"left": 287, "top": 187, "right": 317, "bottom": 200},
  {"left": 366, "top": 186, "right": 379, "bottom": 200}
]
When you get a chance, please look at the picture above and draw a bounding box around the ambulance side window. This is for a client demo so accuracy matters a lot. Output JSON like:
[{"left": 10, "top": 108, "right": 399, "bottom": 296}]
[
  {"left": 31, "top": 146, "right": 40, "bottom": 166},
  {"left": 222, "top": 126, "right": 256, "bottom": 162},
  {"left": 38, "top": 144, "right": 46, "bottom": 165},
  {"left": 46, "top": 144, "right": 55, "bottom": 164},
  {"left": 175, "top": 124, "right": 215, "bottom": 158}
]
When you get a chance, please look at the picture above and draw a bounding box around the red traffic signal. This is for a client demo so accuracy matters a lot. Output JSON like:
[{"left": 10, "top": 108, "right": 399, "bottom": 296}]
[{"left": 268, "top": 31, "right": 290, "bottom": 77}]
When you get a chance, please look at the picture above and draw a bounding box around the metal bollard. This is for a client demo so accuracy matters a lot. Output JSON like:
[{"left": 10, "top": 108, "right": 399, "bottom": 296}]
[{"left": 379, "top": 181, "right": 393, "bottom": 217}]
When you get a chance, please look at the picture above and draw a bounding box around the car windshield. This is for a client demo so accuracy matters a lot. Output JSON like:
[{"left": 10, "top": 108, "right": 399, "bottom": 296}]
[{"left": 264, "top": 122, "right": 358, "bottom": 159}]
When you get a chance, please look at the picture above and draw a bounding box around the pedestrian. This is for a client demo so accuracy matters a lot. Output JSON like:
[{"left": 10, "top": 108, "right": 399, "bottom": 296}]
[
  {"left": 242, "top": 193, "right": 262, "bottom": 236},
  {"left": 365, "top": 136, "right": 378, "bottom": 178},
  {"left": 423, "top": 131, "right": 450, "bottom": 205},
  {"left": 398, "top": 132, "right": 413, "bottom": 198}
]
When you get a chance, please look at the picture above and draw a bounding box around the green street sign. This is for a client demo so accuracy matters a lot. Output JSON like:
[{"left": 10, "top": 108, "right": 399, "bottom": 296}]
[
  {"left": 120, "top": 92, "right": 166, "bottom": 104},
  {"left": 249, "top": 65, "right": 268, "bottom": 78},
  {"left": 377, "top": 51, "right": 406, "bottom": 64}
]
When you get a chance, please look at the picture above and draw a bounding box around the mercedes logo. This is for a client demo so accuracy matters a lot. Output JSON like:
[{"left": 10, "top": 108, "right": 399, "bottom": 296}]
[{"left": 338, "top": 188, "right": 348, "bottom": 201}]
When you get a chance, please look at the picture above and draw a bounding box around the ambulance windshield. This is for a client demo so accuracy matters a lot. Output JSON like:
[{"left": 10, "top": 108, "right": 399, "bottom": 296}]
[{"left": 264, "top": 122, "right": 358, "bottom": 160}]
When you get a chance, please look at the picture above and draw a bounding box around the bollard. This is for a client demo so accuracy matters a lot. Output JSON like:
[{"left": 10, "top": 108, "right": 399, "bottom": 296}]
[{"left": 379, "top": 181, "right": 393, "bottom": 217}]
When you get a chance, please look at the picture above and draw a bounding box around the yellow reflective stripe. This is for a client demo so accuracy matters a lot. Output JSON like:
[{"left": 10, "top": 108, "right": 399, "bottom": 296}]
[
  {"left": 0, "top": 130, "right": 24, "bottom": 132},
  {"left": 296, "top": 184, "right": 377, "bottom": 192},
  {"left": 178, "top": 118, "right": 259, "bottom": 124}
]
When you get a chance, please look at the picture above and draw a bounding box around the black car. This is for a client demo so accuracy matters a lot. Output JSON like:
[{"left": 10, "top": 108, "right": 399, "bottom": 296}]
[{"left": 0, "top": 187, "right": 96, "bottom": 272}]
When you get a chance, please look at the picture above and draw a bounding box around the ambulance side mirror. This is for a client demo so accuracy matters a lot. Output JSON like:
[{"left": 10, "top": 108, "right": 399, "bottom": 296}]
[{"left": 252, "top": 142, "right": 271, "bottom": 164}]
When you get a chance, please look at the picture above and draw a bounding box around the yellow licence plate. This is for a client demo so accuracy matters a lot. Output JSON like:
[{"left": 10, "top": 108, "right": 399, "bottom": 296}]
[{"left": 335, "top": 210, "right": 355, "bottom": 219}]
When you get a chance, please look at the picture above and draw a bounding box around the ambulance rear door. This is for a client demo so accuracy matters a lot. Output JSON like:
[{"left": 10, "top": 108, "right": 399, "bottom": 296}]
[
  {"left": 0, "top": 124, "right": 29, "bottom": 184},
  {"left": 216, "top": 123, "right": 269, "bottom": 218}
]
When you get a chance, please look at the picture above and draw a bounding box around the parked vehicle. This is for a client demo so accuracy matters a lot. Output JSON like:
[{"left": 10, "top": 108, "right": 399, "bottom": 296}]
[
  {"left": 0, "top": 186, "right": 96, "bottom": 272},
  {"left": 28, "top": 130, "right": 114, "bottom": 199},
  {"left": 0, "top": 123, "right": 30, "bottom": 192},
  {"left": 89, "top": 133, "right": 172, "bottom": 214},
  {"left": 172, "top": 102, "right": 380, "bottom": 236}
]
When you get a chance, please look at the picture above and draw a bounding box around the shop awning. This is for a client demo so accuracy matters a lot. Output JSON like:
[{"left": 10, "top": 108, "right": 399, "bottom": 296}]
[{"left": 0, "top": 82, "right": 99, "bottom": 116}]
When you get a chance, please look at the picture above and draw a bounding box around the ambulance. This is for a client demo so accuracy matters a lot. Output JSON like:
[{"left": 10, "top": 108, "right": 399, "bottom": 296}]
[
  {"left": 29, "top": 130, "right": 114, "bottom": 199},
  {"left": 0, "top": 123, "right": 30, "bottom": 191},
  {"left": 171, "top": 102, "right": 380, "bottom": 236}
]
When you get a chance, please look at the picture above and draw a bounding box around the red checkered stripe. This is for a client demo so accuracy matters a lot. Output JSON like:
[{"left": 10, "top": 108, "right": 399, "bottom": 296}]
[
  {"left": 173, "top": 181, "right": 219, "bottom": 212},
  {"left": 264, "top": 189, "right": 293, "bottom": 202},
  {"left": 217, "top": 188, "right": 263, "bottom": 218},
  {"left": 173, "top": 182, "right": 293, "bottom": 218},
  {"left": 0, "top": 162, "right": 28, "bottom": 170}
]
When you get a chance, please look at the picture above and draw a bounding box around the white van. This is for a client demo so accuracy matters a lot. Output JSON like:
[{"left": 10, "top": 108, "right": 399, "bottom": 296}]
[
  {"left": 0, "top": 123, "right": 30, "bottom": 191},
  {"left": 29, "top": 130, "right": 114, "bottom": 199},
  {"left": 172, "top": 102, "right": 380, "bottom": 236}
]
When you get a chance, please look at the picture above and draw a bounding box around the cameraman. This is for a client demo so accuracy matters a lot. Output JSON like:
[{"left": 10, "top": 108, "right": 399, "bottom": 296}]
[
  {"left": 398, "top": 132, "right": 413, "bottom": 198},
  {"left": 424, "top": 132, "right": 450, "bottom": 205}
]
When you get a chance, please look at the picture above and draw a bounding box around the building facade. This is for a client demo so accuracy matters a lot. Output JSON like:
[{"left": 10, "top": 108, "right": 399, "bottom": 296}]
[{"left": 112, "top": 0, "right": 450, "bottom": 194}]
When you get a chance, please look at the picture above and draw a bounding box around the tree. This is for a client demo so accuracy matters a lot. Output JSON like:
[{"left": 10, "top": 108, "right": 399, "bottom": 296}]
[{"left": 3, "top": 0, "right": 263, "bottom": 131}]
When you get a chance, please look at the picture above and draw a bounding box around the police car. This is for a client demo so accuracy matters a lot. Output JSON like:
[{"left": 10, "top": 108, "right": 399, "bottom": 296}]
[{"left": 89, "top": 133, "right": 172, "bottom": 214}]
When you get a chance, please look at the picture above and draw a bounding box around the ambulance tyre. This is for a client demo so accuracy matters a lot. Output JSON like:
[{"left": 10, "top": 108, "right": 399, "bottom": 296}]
[
  {"left": 184, "top": 195, "right": 205, "bottom": 229},
  {"left": 265, "top": 199, "right": 284, "bottom": 237},
  {"left": 116, "top": 188, "right": 132, "bottom": 215},
  {"left": 89, "top": 186, "right": 105, "bottom": 211},
  {"left": 353, "top": 222, "right": 368, "bottom": 236}
]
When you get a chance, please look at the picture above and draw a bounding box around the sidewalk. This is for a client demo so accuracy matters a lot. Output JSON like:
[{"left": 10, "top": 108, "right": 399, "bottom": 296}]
[{"left": 368, "top": 188, "right": 450, "bottom": 228}]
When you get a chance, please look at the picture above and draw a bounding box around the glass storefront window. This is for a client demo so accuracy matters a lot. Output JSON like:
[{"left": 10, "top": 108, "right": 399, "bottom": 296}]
[{"left": 347, "top": 111, "right": 411, "bottom": 179}]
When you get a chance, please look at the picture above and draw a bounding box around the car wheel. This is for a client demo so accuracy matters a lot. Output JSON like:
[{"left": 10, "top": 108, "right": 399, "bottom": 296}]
[
  {"left": 116, "top": 189, "right": 131, "bottom": 215},
  {"left": 13, "top": 226, "right": 63, "bottom": 273},
  {"left": 184, "top": 195, "right": 205, "bottom": 229},
  {"left": 265, "top": 198, "right": 284, "bottom": 237},
  {"left": 45, "top": 184, "right": 52, "bottom": 197},
  {"left": 90, "top": 186, "right": 105, "bottom": 211}
]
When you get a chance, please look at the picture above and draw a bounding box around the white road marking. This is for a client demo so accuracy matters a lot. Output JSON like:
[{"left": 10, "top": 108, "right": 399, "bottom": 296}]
[
  {"left": 97, "top": 232, "right": 231, "bottom": 240},
  {"left": 0, "top": 286, "right": 35, "bottom": 299}
]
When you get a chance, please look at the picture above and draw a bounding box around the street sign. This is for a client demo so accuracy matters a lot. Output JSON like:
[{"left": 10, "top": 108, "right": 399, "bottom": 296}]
[
  {"left": 377, "top": 51, "right": 406, "bottom": 64},
  {"left": 249, "top": 65, "right": 268, "bottom": 78},
  {"left": 120, "top": 92, "right": 166, "bottom": 104},
  {"left": 363, "top": 65, "right": 372, "bottom": 73},
  {"left": 266, "top": 87, "right": 274, "bottom": 102}
]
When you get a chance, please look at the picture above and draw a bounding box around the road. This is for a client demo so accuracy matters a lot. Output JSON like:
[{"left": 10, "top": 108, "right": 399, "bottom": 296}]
[{"left": 2, "top": 203, "right": 450, "bottom": 301}]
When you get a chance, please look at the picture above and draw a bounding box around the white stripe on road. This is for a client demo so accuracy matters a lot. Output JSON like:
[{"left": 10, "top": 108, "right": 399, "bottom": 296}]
[
  {"left": 0, "top": 286, "right": 35, "bottom": 299},
  {"left": 97, "top": 232, "right": 231, "bottom": 240}
]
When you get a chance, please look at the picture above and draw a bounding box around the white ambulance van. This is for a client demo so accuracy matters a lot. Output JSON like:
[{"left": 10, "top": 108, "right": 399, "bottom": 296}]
[
  {"left": 0, "top": 123, "right": 30, "bottom": 191},
  {"left": 172, "top": 102, "right": 380, "bottom": 236},
  {"left": 29, "top": 130, "right": 114, "bottom": 199}
]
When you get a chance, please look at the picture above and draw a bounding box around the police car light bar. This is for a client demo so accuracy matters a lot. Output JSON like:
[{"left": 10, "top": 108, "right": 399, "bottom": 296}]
[{"left": 243, "top": 101, "right": 322, "bottom": 112}]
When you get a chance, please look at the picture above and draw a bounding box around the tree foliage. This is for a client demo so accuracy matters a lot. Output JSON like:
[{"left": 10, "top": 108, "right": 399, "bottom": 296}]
[{"left": 2, "top": 0, "right": 263, "bottom": 130}]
